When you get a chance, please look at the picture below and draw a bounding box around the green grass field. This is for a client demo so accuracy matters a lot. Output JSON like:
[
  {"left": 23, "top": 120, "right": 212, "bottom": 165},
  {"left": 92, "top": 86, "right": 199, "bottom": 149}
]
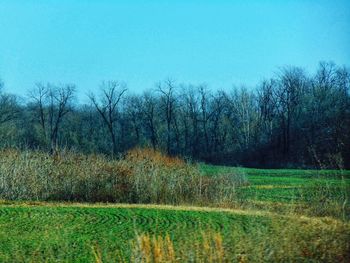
[
  {"left": 0, "top": 203, "right": 271, "bottom": 261},
  {"left": 200, "top": 164, "right": 350, "bottom": 178},
  {"left": 0, "top": 202, "right": 349, "bottom": 262},
  {"left": 0, "top": 165, "right": 349, "bottom": 262},
  {"left": 201, "top": 164, "right": 350, "bottom": 205}
]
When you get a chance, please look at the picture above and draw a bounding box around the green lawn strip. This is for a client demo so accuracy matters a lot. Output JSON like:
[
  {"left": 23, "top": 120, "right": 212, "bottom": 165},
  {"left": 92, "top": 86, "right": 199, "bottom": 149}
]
[
  {"left": 0, "top": 204, "right": 271, "bottom": 262},
  {"left": 0, "top": 203, "right": 348, "bottom": 262},
  {"left": 199, "top": 164, "right": 350, "bottom": 178},
  {"left": 200, "top": 164, "right": 350, "bottom": 204},
  {"left": 244, "top": 176, "right": 349, "bottom": 202},
  {"left": 246, "top": 175, "right": 349, "bottom": 185}
]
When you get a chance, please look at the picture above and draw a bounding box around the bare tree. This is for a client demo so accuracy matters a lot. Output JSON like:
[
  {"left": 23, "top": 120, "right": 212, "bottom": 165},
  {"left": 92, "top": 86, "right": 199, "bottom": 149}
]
[
  {"left": 198, "top": 85, "right": 212, "bottom": 154},
  {"left": 125, "top": 95, "right": 143, "bottom": 145},
  {"left": 210, "top": 91, "right": 228, "bottom": 154},
  {"left": 158, "top": 79, "right": 177, "bottom": 155},
  {"left": 28, "top": 83, "right": 75, "bottom": 153},
  {"left": 28, "top": 84, "right": 49, "bottom": 141},
  {"left": 88, "top": 81, "right": 127, "bottom": 156},
  {"left": 184, "top": 85, "right": 200, "bottom": 158},
  {"left": 49, "top": 85, "right": 75, "bottom": 153},
  {"left": 275, "top": 67, "right": 306, "bottom": 157},
  {"left": 141, "top": 92, "right": 159, "bottom": 151},
  {"left": 177, "top": 85, "right": 198, "bottom": 157},
  {"left": 0, "top": 80, "right": 20, "bottom": 125},
  {"left": 308, "top": 62, "right": 350, "bottom": 165},
  {"left": 226, "top": 88, "right": 257, "bottom": 150},
  {"left": 0, "top": 94, "right": 20, "bottom": 125}
]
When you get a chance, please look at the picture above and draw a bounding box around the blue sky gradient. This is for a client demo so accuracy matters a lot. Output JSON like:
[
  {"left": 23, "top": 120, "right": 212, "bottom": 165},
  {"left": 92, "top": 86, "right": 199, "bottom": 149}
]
[{"left": 0, "top": 0, "right": 349, "bottom": 100}]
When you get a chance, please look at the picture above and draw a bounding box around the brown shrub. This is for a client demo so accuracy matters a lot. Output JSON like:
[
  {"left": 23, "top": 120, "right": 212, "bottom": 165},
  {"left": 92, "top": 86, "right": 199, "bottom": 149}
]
[{"left": 0, "top": 148, "right": 244, "bottom": 205}]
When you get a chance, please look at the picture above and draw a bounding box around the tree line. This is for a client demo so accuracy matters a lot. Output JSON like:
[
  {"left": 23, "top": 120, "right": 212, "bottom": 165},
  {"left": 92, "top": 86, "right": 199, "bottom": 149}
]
[{"left": 0, "top": 61, "right": 349, "bottom": 168}]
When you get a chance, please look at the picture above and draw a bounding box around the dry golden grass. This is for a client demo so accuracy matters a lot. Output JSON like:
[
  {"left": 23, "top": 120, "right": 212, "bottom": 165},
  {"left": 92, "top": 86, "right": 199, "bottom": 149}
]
[{"left": 0, "top": 148, "right": 246, "bottom": 205}]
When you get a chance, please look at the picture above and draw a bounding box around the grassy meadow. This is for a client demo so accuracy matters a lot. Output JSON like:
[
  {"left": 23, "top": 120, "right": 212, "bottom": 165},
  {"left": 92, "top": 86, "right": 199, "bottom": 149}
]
[
  {"left": 0, "top": 149, "right": 349, "bottom": 262},
  {"left": 201, "top": 164, "right": 350, "bottom": 218}
]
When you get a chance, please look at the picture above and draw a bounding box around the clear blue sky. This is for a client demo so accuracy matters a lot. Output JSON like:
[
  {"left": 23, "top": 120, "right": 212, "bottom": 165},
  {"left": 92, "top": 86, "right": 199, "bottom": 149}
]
[{"left": 0, "top": 0, "right": 349, "bottom": 101}]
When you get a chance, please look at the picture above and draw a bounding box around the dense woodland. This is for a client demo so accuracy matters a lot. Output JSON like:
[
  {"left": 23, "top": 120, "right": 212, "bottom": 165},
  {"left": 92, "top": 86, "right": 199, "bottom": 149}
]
[{"left": 0, "top": 62, "right": 349, "bottom": 168}]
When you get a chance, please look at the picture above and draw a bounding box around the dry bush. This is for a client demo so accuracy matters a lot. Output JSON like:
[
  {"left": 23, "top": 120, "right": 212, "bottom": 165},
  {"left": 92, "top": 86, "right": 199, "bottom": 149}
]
[
  {"left": 124, "top": 148, "right": 247, "bottom": 205},
  {"left": 0, "top": 149, "right": 132, "bottom": 202},
  {"left": 0, "top": 148, "right": 244, "bottom": 205}
]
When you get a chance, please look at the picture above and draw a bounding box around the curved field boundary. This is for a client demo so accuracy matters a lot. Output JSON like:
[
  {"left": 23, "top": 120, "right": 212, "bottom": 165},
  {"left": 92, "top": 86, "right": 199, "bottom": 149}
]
[{"left": 0, "top": 200, "right": 345, "bottom": 225}]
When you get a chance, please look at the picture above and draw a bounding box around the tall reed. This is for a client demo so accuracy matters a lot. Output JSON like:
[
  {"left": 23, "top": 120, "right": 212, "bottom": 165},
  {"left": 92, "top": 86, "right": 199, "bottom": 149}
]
[{"left": 0, "top": 148, "right": 246, "bottom": 205}]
